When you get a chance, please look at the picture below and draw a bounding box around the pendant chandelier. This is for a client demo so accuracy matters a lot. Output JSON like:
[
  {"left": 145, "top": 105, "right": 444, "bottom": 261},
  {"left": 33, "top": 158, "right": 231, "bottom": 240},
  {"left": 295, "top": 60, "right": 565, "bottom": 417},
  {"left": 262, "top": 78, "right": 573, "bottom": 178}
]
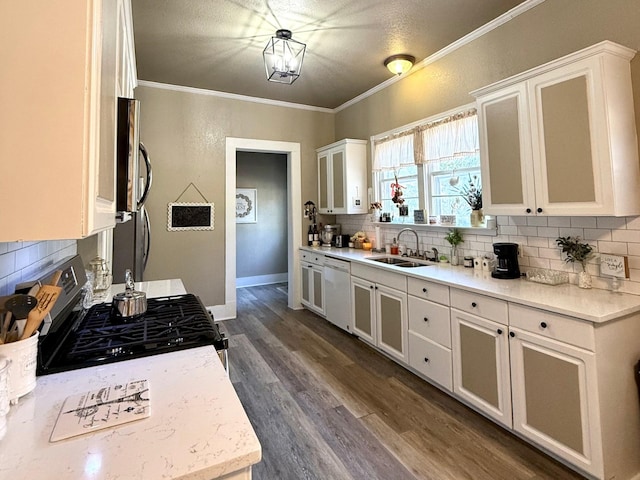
[{"left": 263, "top": 29, "right": 306, "bottom": 84}]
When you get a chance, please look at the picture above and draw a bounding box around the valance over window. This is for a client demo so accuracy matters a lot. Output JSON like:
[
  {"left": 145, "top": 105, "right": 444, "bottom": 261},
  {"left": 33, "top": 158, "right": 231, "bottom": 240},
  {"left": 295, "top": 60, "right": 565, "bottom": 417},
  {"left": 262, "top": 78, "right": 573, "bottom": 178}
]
[
  {"left": 372, "top": 108, "right": 478, "bottom": 170},
  {"left": 372, "top": 131, "right": 415, "bottom": 172},
  {"left": 418, "top": 110, "right": 479, "bottom": 164}
]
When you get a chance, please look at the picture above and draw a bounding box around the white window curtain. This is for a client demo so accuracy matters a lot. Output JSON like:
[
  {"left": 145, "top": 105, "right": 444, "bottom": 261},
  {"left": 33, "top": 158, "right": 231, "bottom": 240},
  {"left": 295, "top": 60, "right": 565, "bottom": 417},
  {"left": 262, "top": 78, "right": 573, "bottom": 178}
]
[
  {"left": 373, "top": 132, "right": 415, "bottom": 172},
  {"left": 417, "top": 111, "right": 479, "bottom": 164}
]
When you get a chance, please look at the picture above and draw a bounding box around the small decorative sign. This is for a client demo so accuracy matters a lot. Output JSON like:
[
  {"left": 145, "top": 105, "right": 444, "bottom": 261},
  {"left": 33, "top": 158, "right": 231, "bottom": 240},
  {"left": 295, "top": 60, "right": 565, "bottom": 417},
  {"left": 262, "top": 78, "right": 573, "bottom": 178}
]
[
  {"left": 600, "top": 254, "right": 629, "bottom": 278},
  {"left": 168, "top": 202, "right": 215, "bottom": 231},
  {"left": 413, "top": 209, "right": 426, "bottom": 224},
  {"left": 236, "top": 188, "right": 257, "bottom": 223}
]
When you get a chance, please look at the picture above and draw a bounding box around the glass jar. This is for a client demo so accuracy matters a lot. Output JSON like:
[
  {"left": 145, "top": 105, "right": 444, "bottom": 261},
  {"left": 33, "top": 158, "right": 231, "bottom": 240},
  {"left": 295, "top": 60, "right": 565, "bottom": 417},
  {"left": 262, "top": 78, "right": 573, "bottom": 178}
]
[{"left": 88, "top": 257, "right": 112, "bottom": 298}]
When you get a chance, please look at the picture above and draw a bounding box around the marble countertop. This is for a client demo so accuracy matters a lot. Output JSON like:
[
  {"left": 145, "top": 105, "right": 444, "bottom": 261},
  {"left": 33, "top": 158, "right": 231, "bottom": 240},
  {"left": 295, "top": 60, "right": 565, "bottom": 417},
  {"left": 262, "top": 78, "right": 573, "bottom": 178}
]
[
  {"left": 0, "top": 279, "right": 261, "bottom": 480},
  {"left": 301, "top": 246, "right": 640, "bottom": 323},
  {"left": 0, "top": 347, "right": 261, "bottom": 479}
]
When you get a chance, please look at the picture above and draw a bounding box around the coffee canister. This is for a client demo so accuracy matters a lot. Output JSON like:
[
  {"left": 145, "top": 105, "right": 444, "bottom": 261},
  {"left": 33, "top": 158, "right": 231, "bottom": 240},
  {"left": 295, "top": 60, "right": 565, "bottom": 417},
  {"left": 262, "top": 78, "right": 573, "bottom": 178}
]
[{"left": 463, "top": 256, "right": 474, "bottom": 268}]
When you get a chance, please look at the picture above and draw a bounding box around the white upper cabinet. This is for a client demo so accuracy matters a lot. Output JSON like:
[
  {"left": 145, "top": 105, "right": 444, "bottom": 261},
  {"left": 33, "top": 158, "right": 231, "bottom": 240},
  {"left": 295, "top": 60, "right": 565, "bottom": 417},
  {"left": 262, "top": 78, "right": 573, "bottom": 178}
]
[
  {"left": 317, "top": 139, "right": 368, "bottom": 214},
  {"left": 473, "top": 41, "right": 640, "bottom": 217},
  {"left": 0, "top": 0, "right": 137, "bottom": 241}
]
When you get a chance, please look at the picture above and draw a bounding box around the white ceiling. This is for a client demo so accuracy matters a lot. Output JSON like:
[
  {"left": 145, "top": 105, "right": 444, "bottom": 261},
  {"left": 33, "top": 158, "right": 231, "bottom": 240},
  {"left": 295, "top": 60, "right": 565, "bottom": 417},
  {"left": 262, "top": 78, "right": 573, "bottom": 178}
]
[{"left": 132, "top": 0, "right": 528, "bottom": 109}]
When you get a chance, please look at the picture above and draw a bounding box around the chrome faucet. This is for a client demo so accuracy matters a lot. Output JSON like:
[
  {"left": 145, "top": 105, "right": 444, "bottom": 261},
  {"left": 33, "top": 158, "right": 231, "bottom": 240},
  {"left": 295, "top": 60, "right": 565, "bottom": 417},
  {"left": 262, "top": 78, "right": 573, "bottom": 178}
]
[{"left": 397, "top": 228, "right": 420, "bottom": 257}]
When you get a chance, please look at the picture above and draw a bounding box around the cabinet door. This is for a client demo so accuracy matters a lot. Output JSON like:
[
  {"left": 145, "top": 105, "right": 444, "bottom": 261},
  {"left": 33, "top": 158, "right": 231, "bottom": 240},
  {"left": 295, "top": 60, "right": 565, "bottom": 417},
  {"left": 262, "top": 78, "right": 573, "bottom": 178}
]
[
  {"left": 330, "top": 149, "right": 346, "bottom": 213},
  {"left": 351, "top": 277, "right": 376, "bottom": 344},
  {"left": 477, "top": 83, "right": 536, "bottom": 216},
  {"left": 452, "top": 310, "right": 512, "bottom": 427},
  {"left": 376, "top": 285, "right": 408, "bottom": 363},
  {"left": 90, "top": 0, "right": 119, "bottom": 234},
  {"left": 300, "top": 263, "right": 312, "bottom": 307},
  {"left": 318, "top": 152, "right": 331, "bottom": 212},
  {"left": 312, "top": 266, "right": 324, "bottom": 315},
  {"left": 529, "top": 60, "right": 608, "bottom": 216},
  {"left": 509, "top": 327, "right": 602, "bottom": 478}
]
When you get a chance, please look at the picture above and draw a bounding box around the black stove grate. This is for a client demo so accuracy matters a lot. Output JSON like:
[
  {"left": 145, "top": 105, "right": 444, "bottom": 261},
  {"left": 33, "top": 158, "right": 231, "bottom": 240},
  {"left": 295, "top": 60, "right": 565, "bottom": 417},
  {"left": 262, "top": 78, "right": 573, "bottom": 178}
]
[{"left": 38, "top": 294, "right": 227, "bottom": 375}]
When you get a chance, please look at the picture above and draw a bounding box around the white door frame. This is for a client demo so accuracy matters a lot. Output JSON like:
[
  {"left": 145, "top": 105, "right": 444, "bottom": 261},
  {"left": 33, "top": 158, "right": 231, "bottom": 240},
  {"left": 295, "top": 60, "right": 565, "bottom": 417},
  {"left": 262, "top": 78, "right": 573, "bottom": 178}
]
[{"left": 223, "top": 137, "right": 302, "bottom": 319}]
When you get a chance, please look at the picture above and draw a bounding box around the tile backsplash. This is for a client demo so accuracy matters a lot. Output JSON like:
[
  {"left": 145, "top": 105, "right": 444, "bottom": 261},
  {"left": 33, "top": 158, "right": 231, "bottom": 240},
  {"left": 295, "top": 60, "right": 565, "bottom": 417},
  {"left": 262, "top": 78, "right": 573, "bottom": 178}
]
[
  {"left": 336, "top": 214, "right": 640, "bottom": 296},
  {"left": 0, "top": 240, "right": 77, "bottom": 295}
]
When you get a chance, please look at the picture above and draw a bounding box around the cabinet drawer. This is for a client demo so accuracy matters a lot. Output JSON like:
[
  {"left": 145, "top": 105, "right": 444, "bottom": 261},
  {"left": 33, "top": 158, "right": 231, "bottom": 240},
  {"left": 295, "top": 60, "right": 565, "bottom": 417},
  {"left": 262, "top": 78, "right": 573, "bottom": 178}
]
[
  {"left": 299, "top": 250, "right": 325, "bottom": 266},
  {"left": 509, "top": 304, "right": 595, "bottom": 351},
  {"left": 408, "top": 332, "right": 452, "bottom": 391},
  {"left": 451, "top": 289, "right": 508, "bottom": 325},
  {"left": 407, "top": 277, "right": 450, "bottom": 305},
  {"left": 408, "top": 296, "right": 451, "bottom": 348},
  {"left": 351, "top": 263, "right": 406, "bottom": 291}
]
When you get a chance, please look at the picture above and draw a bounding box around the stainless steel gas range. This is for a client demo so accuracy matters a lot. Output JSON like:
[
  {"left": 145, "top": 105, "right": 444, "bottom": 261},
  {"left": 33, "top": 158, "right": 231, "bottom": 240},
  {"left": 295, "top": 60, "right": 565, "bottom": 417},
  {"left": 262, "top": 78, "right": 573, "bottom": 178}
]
[{"left": 32, "top": 255, "right": 228, "bottom": 376}]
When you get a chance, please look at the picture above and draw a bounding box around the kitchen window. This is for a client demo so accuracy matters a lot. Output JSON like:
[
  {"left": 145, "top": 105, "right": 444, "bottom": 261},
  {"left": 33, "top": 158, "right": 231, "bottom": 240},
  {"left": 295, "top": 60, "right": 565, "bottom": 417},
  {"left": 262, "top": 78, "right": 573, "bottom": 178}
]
[{"left": 373, "top": 107, "right": 481, "bottom": 226}]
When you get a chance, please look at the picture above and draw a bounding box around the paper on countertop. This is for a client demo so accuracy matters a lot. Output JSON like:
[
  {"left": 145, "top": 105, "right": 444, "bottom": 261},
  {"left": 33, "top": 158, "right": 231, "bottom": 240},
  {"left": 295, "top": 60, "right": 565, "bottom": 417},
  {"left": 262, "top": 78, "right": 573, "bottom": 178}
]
[{"left": 50, "top": 379, "right": 150, "bottom": 442}]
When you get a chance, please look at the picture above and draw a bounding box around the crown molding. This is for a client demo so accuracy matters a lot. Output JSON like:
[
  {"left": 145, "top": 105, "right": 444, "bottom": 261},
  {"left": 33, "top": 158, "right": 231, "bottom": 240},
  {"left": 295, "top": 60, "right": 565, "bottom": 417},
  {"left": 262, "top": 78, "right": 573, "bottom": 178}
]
[
  {"left": 136, "top": 80, "right": 334, "bottom": 114},
  {"left": 334, "top": 0, "right": 547, "bottom": 113}
]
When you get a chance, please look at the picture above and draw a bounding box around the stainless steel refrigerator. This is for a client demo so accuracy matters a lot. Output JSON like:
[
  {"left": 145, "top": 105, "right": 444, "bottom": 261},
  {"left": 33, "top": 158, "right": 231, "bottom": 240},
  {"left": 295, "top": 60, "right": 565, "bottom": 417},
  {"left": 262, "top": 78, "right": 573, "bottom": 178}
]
[
  {"left": 113, "top": 97, "right": 152, "bottom": 282},
  {"left": 113, "top": 206, "right": 150, "bottom": 282}
]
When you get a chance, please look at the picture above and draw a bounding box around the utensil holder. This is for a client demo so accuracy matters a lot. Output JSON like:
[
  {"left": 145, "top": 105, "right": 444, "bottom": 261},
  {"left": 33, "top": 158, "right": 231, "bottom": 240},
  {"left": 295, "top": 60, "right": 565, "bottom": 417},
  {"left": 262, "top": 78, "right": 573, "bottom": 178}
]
[{"left": 0, "top": 332, "right": 38, "bottom": 404}]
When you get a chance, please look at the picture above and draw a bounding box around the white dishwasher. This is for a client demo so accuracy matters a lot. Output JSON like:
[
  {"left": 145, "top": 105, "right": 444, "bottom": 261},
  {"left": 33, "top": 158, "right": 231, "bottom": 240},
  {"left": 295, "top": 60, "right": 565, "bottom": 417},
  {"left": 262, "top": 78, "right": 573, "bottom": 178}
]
[{"left": 323, "top": 257, "right": 352, "bottom": 333}]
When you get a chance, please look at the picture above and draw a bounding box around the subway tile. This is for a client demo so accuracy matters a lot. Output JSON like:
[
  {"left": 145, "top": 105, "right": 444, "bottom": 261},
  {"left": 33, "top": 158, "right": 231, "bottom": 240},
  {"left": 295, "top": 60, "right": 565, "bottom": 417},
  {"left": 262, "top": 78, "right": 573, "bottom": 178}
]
[
  {"left": 521, "top": 246, "right": 539, "bottom": 257},
  {"left": 629, "top": 243, "right": 640, "bottom": 256},
  {"left": 629, "top": 269, "right": 640, "bottom": 282},
  {"left": 526, "top": 216, "right": 548, "bottom": 227},
  {"left": 583, "top": 229, "right": 611, "bottom": 241},
  {"left": 6, "top": 242, "right": 23, "bottom": 252},
  {"left": 538, "top": 247, "right": 561, "bottom": 260},
  {"left": 528, "top": 257, "right": 551, "bottom": 269},
  {"left": 558, "top": 227, "right": 584, "bottom": 238},
  {"left": 547, "top": 217, "right": 571, "bottom": 227},
  {"left": 611, "top": 229, "right": 640, "bottom": 243},
  {"left": 596, "top": 217, "right": 627, "bottom": 229},
  {"left": 516, "top": 226, "right": 538, "bottom": 236},
  {"left": 15, "top": 248, "right": 30, "bottom": 270},
  {"left": 570, "top": 217, "right": 597, "bottom": 228},
  {"left": 509, "top": 216, "right": 528, "bottom": 226},
  {"left": 626, "top": 216, "right": 640, "bottom": 230},
  {"left": 627, "top": 256, "right": 640, "bottom": 270},
  {"left": 0, "top": 252, "right": 16, "bottom": 278},
  {"left": 509, "top": 236, "right": 528, "bottom": 245},
  {"left": 536, "top": 227, "right": 560, "bottom": 238},
  {"left": 499, "top": 225, "right": 517, "bottom": 235},
  {"left": 0, "top": 243, "right": 7, "bottom": 255},
  {"left": 597, "top": 241, "right": 628, "bottom": 255},
  {"left": 526, "top": 236, "right": 549, "bottom": 248},
  {"left": 496, "top": 215, "right": 510, "bottom": 225}
]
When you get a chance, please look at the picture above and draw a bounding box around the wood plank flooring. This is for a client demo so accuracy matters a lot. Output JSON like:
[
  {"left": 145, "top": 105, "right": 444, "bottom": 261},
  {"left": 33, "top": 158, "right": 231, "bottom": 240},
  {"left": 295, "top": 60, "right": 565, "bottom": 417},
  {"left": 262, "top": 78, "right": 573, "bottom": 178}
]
[{"left": 221, "top": 284, "right": 585, "bottom": 480}]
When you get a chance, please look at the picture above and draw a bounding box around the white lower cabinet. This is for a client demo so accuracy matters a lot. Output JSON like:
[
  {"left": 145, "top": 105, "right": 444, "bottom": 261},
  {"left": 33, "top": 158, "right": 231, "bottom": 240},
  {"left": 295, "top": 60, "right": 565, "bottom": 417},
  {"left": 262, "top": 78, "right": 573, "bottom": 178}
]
[
  {"left": 407, "top": 282, "right": 453, "bottom": 391},
  {"left": 451, "top": 309, "right": 512, "bottom": 428},
  {"left": 509, "top": 327, "right": 602, "bottom": 478},
  {"left": 351, "top": 275, "right": 408, "bottom": 363},
  {"left": 300, "top": 262, "right": 325, "bottom": 316}
]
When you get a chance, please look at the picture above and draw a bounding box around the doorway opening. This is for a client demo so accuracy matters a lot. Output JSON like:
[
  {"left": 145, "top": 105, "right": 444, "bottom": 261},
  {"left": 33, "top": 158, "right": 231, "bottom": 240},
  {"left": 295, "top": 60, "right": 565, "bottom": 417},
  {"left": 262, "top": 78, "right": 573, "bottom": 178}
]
[
  {"left": 236, "top": 151, "right": 288, "bottom": 288},
  {"left": 224, "top": 138, "right": 302, "bottom": 319}
]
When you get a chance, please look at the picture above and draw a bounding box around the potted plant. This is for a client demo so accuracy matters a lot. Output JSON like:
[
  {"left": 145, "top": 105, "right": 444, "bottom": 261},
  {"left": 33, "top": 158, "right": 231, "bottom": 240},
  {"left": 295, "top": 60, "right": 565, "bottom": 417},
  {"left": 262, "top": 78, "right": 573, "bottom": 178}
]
[
  {"left": 444, "top": 228, "right": 464, "bottom": 265},
  {"left": 457, "top": 174, "right": 483, "bottom": 226},
  {"left": 555, "top": 236, "right": 594, "bottom": 288}
]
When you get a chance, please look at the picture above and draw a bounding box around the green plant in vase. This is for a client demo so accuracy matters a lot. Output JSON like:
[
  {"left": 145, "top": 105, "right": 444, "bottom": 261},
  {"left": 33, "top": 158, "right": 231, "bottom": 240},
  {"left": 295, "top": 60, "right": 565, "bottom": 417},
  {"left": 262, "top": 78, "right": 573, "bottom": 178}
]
[
  {"left": 555, "top": 236, "right": 594, "bottom": 288},
  {"left": 457, "top": 174, "right": 483, "bottom": 226},
  {"left": 444, "top": 228, "right": 464, "bottom": 265}
]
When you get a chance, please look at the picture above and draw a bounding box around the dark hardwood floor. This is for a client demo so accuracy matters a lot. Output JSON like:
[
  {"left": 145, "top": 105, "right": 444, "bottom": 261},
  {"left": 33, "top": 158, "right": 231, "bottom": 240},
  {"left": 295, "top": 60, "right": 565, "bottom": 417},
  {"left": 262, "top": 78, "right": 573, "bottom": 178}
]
[{"left": 220, "top": 284, "right": 584, "bottom": 480}]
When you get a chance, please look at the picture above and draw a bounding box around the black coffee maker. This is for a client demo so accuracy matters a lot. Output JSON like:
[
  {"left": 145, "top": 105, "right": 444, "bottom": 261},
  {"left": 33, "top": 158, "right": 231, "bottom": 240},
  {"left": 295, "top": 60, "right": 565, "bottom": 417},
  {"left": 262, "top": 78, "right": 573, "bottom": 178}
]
[{"left": 491, "top": 243, "right": 521, "bottom": 279}]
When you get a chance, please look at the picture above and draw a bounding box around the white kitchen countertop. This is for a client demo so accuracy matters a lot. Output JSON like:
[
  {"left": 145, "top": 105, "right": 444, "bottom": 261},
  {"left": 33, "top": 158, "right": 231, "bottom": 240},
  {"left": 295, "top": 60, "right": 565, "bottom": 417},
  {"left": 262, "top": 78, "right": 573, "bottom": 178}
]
[
  {"left": 0, "top": 279, "right": 261, "bottom": 480},
  {"left": 302, "top": 246, "right": 640, "bottom": 323}
]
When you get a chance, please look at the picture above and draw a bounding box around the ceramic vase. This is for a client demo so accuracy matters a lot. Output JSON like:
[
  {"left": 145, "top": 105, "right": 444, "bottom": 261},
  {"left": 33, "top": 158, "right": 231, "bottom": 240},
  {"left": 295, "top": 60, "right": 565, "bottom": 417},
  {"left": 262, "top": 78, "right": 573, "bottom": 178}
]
[
  {"left": 470, "top": 209, "right": 483, "bottom": 227},
  {"left": 578, "top": 270, "right": 592, "bottom": 289}
]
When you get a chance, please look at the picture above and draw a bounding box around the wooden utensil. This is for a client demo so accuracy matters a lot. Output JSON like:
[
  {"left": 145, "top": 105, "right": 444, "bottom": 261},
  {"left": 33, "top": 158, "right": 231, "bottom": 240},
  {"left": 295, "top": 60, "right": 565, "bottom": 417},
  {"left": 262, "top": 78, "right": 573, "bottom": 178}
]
[{"left": 20, "top": 283, "right": 61, "bottom": 341}]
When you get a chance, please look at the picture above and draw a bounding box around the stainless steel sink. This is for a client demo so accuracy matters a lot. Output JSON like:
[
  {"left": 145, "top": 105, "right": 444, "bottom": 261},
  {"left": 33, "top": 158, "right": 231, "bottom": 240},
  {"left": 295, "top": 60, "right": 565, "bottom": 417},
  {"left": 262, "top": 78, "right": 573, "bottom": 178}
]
[
  {"left": 368, "top": 257, "right": 432, "bottom": 268},
  {"left": 369, "top": 257, "right": 409, "bottom": 265}
]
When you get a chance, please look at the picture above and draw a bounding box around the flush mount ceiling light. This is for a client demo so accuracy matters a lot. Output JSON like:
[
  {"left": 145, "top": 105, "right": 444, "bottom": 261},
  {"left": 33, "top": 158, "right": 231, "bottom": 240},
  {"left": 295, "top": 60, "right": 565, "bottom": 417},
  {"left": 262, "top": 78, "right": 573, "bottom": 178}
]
[
  {"left": 263, "top": 29, "right": 306, "bottom": 84},
  {"left": 384, "top": 54, "right": 416, "bottom": 75}
]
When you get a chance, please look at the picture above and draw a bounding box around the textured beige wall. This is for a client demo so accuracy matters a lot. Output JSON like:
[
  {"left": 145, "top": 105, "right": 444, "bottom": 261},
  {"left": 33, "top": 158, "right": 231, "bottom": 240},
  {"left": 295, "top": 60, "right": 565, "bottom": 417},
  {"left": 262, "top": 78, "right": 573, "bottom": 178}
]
[
  {"left": 135, "top": 86, "right": 334, "bottom": 305},
  {"left": 335, "top": 0, "right": 640, "bottom": 150}
]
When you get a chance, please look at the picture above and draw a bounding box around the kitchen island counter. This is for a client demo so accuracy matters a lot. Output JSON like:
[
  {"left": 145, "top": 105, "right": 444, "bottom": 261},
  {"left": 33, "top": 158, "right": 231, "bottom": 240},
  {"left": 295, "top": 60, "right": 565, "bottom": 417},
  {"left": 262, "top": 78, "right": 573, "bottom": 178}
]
[
  {"left": 0, "top": 346, "right": 261, "bottom": 480},
  {"left": 0, "top": 278, "right": 261, "bottom": 480}
]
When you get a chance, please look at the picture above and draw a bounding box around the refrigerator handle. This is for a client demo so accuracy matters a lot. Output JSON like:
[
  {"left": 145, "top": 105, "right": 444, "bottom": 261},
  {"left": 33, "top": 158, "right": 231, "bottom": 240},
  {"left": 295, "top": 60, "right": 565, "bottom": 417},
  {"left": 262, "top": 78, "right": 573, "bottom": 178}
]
[
  {"left": 142, "top": 206, "right": 151, "bottom": 271},
  {"left": 137, "top": 142, "right": 153, "bottom": 209}
]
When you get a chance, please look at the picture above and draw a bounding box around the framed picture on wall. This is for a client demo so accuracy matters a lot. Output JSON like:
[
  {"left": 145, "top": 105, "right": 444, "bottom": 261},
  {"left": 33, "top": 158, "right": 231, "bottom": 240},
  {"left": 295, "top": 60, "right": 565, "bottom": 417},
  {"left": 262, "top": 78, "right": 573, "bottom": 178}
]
[{"left": 236, "top": 188, "right": 257, "bottom": 223}]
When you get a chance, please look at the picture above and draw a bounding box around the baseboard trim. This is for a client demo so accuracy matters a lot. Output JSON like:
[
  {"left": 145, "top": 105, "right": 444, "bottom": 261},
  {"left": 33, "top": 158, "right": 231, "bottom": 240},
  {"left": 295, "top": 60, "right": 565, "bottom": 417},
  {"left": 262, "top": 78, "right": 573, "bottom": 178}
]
[{"left": 236, "top": 273, "right": 288, "bottom": 288}]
